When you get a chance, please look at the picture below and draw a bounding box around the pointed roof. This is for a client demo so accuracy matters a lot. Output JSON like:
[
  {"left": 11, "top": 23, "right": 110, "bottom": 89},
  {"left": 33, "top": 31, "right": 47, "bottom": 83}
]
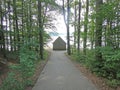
[{"left": 53, "top": 37, "right": 66, "bottom": 44}]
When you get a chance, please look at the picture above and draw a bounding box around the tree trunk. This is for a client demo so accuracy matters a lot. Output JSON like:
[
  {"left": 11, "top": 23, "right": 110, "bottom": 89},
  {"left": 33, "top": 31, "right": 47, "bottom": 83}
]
[
  {"left": 0, "top": 2, "right": 6, "bottom": 58},
  {"left": 74, "top": 2, "right": 77, "bottom": 50},
  {"left": 38, "top": 0, "right": 44, "bottom": 59},
  {"left": 62, "top": 0, "right": 67, "bottom": 25},
  {"left": 83, "top": 0, "right": 89, "bottom": 55},
  {"left": 67, "top": 0, "right": 71, "bottom": 55},
  {"left": 95, "top": 0, "right": 103, "bottom": 61},
  {"left": 8, "top": 1, "right": 13, "bottom": 51},
  {"left": 77, "top": 0, "right": 81, "bottom": 53}
]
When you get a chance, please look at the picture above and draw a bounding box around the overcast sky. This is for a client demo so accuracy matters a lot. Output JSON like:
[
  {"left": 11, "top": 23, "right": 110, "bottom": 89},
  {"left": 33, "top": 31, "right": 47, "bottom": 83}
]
[{"left": 47, "top": 0, "right": 74, "bottom": 35}]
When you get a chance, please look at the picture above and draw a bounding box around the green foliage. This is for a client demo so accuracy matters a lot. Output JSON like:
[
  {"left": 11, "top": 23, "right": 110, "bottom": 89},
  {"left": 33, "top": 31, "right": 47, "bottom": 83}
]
[
  {"left": 0, "top": 72, "right": 24, "bottom": 90},
  {"left": 43, "top": 50, "right": 49, "bottom": 59},
  {"left": 107, "top": 79, "right": 120, "bottom": 88},
  {"left": 0, "top": 40, "right": 38, "bottom": 90},
  {"left": 86, "top": 47, "right": 120, "bottom": 80},
  {"left": 18, "top": 43, "right": 37, "bottom": 85},
  {"left": 101, "top": 47, "right": 120, "bottom": 79},
  {"left": 43, "top": 31, "right": 51, "bottom": 43},
  {"left": 72, "top": 51, "right": 86, "bottom": 64},
  {"left": 72, "top": 47, "right": 120, "bottom": 87},
  {"left": 100, "top": 1, "right": 118, "bottom": 20},
  {"left": 15, "top": 40, "right": 37, "bottom": 86}
]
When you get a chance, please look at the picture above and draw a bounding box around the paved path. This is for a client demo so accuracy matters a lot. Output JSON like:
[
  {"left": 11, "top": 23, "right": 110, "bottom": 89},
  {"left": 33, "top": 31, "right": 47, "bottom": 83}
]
[{"left": 32, "top": 51, "right": 98, "bottom": 90}]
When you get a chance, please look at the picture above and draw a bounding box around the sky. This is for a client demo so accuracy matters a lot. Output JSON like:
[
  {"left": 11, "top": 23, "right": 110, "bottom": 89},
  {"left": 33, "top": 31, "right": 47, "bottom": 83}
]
[
  {"left": 54, "top": 15, "right": 67, "bottom": 34},
  {"left": 46, "top": 0, "right": 75, "bottom": 48},
  {"left": 46, "top": 0, "right": 74, "bottom": 36},
  {"left": 52, "top": 13, "right": 74, "bottom": 36},
  {"left": 46, "top": 13, "right": 75, "bottom": 48}
]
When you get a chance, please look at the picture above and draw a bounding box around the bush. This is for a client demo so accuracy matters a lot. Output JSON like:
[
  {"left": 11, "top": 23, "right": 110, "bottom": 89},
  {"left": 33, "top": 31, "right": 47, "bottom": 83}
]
[
  {"left": 72, "top": 51, "right": 86, "bottom": 64},
  {"left": 102, "top": 47, "right": 120, "bottom": 79},
  {"left": 0, "top": 72, "right": 24, "bottom": 90},
  {"left": 0, "top": 40, "right": 38, "bottom": 90},
  {"left": 83, "top": 47, "right": 120, "bottom": 78},
  {"left": 107, "top": 79, "right": 120, "bottom": 87},
  {"left": 18, "top": 44, "right": 37, "bottom": 86},
  {"left": 71, "top": 47, "right": 120, "bottom": 87}
]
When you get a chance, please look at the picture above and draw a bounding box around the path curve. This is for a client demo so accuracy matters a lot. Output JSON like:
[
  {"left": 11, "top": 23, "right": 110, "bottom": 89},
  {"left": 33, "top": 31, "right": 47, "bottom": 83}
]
[{"left": 32, "top": 51, "right": 98, "bottom": 90}]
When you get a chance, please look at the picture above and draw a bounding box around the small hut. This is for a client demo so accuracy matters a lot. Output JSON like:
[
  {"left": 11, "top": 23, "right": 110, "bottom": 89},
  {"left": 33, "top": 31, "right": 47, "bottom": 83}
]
[{"left": 53, "top": 37, "right": 66, "bottom": 50}]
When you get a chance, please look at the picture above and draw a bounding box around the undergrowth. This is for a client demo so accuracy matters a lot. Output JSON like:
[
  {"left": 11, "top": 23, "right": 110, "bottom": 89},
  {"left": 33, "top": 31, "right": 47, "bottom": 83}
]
[
  {"left": 71, "top": 47, "right": 120, "bottom": 87},
  {"left": 0, "top": 40, "right": 49, "bottom": 90}
]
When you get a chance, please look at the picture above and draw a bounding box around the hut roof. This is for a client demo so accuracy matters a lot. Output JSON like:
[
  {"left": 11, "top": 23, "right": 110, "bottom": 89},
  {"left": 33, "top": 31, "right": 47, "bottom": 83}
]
[{"left": 53, "top": 37, "right": 66, "bottom": 44}]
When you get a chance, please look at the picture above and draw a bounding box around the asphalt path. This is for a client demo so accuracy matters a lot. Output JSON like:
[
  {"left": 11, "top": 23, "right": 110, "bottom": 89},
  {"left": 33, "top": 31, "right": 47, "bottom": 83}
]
[{"left": 32, "top": 51, "right": 98, "bottom": 90}]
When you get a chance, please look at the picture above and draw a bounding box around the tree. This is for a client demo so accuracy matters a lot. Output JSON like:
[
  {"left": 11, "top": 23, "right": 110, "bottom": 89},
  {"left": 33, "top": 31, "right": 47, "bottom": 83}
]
[
  {"left": 83, "top": 0, "right": 89, "bottom": 55},
  {"left": 67, "top": 0, "right": 71, "bottom": 55},
  {"left": 77, "top": 0, "right": 81, "bottom": 53},
  {"left": 62, "top": 0, "right": 71, "bottom": 55},
  {"left": 0, "top": 1, "right": 6, "bottom": 58},
  {"left": 95, "top": 0, "right": 103, "bottom": 61},
  {"left": 0, "top": 0, "right": 57, "bottom": 61},
  {"left": 38, "top": 0, "right": 44, "bottom": 59},
  {"left": 73, "top": 1, "right": 77, "bottom": 49}
]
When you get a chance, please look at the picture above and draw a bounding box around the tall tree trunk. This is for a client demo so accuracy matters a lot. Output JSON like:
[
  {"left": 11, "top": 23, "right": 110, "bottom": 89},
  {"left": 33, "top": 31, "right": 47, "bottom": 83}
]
[
  {"left": 116, "top": 8, "right": 120, "bottom": 48},
  {"left": 13, "top": 0, "right": 19, "bottom": 51},
  {"left": 0, "top": 1, "right": 6, "bottom": 58},
  {"left": 21, "top": 0, "right": 24, "bottom": 44},
  {"left": 62, "top": 0, "right": 67, "bottom": 25},
  {"left": 62, "top": 0, "right": 71, "bottom": 55},
  {"left": 83, "top": 0, "right": 89, "bottom": 55},
  {"left": 77, "top": 0, "right": 81, "bottom": 53},
  {"left": 38, "top": 0, "right": 44, "bottom": 59},
  {"left": 74, "top": 2, "right": 77, "bottom": 50},
  {"left": 8, "top": 1, "right": 13, "bottom": 51},
  {"left": 95, "top": 0, "right": 103, "bottom": 61},
  {"left": 67, "top": 0, "right": 71, "bottom": 55},
  {"left": 5, "top": 0, "right": 9, "bottom": 51}
]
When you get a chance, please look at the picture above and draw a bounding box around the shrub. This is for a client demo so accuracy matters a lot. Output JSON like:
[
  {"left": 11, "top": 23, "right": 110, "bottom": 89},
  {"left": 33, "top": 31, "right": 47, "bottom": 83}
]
[
  {"left": 72, "top": 51, "right": 86, "bottom": 64},
  {"left": 0, "top": 72, "right": 24, "bottom": 90},
  {"left": 18, "top": 44, "right": 37, "bottom": 86},
  {"left": 71, "top": 47, "right": 120, "bottom": 87},
  {"left": 88, "top": 47, "right": 120, "bottom": 87},
  {"left": 107, "top": 79, "right": 120, "bottom": 88},
  {"left": 0, "top": 40, "right": 38, "bottom": 90}
]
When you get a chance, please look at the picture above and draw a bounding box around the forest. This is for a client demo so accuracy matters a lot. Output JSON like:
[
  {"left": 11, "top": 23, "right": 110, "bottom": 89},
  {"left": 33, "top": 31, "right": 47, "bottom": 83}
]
[{"left": 0, "top": 0, "right": 120, "bottom": 89}]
